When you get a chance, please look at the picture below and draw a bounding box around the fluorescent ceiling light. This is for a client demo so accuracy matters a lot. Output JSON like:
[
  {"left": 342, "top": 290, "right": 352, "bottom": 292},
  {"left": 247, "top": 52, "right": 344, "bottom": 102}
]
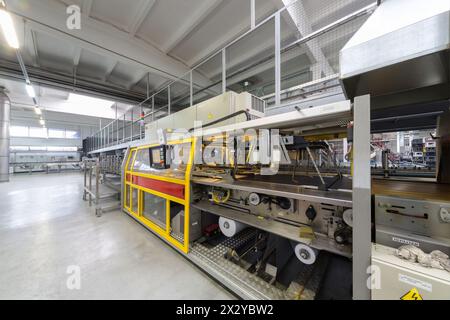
[
  {"left": 67, "top": 93, "right": 115, "bottom": 109},
  {"left": 34, "top": 107, "right": 42, "bottom": 115},
  {"left": 0, "top": 9, "right": 19, "bottom": 49},
  {"left": 25, "top": 84, "right": 36, "bottom": 98},
  {"left": 65, "top": 93, "right": 115, "bottom": 118}
]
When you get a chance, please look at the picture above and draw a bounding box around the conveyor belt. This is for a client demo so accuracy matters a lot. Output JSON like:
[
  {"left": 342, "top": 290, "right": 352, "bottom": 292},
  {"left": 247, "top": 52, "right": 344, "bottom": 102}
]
[
  {"left": 192, "top": 176, "right": 352, "bottom": 207},
  {"left": 372, "top": 179, "right": 450, "bottom": 202}
]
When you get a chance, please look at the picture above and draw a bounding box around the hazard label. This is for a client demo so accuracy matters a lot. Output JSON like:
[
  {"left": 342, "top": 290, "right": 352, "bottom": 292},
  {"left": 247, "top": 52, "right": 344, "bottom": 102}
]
[{"left": 400, "top": 288, "right": 423, "bottom": 300}]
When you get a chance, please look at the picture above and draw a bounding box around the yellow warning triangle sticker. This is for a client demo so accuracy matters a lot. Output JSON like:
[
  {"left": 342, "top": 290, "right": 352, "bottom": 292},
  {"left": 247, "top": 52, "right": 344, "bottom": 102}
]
[{"left": 401, "top": 288, "right": 423, "bottom": 300}]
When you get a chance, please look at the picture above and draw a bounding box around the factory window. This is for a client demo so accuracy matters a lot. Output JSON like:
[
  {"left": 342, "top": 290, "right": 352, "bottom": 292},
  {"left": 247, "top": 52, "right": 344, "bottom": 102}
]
[
  {"left": 29, "top": 146, "right": 47, "bottom": 151},
  {"left": 47, "top": 146, "right": 65, "bottom": 152},
  {"left": 10, "top": 146, "right": 29, "bottom": 151},
  {"left": 48, "top": 129, "right": 66, "bottom": 139},
  {"left": 65, "top": 130, "right": 80, "bottom": 139},
  {"left": 10, "top": 126, "right": 29, "bottom": 137},
  {"left": 142, "top": 192, "right": 166, "bottom": 228},
  {"left": 29, "top": 127, "right": 48, "bottom": 138}
]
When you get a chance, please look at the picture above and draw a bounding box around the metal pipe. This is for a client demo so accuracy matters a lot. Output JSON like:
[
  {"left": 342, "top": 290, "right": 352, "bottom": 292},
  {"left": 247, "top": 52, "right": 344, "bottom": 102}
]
[{"left": 0, "top": 89, "right": 10, "bottom": 182}]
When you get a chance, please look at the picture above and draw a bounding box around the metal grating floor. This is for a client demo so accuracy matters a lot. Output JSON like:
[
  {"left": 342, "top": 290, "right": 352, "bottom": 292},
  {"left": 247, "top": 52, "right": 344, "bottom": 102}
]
[
  {"left": 187, "top": 228, "right": 331, "bottom": 300},
  {"left": 189, "top": 229, "right": 288, "bottom": 300}
]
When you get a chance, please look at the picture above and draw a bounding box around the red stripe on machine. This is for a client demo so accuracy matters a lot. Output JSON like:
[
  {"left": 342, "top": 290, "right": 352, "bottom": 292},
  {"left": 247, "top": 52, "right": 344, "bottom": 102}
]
[{"left": 132, "top": 176, "right": 185, "bottom": 199}]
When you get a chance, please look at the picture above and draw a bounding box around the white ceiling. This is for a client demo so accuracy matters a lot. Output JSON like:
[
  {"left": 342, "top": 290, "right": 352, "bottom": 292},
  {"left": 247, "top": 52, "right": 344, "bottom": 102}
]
[
  {"left": 0, "top": 77, "right": 133, "bottom": 119},
  {"left": 0, "top": 0, "right": 373, "bottom": 118}
]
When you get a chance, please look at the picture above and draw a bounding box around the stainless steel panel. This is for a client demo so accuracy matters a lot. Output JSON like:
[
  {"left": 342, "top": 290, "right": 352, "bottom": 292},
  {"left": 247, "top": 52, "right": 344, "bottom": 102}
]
[
  {"left": 0, "top": 91, "right": 10, "bottom": 182},
  {"left": 375, "top": 195, "right": 450, "bottom": 239},
  {"left": 340, "top": 0, "right": 450, "bottom": 100},
  {"left": 192, "top": 177, "right": 352, "bottom": 208},
  {"left": 376, "top": 224, "right": 450, "bottom": 255},
  {"left": 193, "top": 200, "right": 352, "bottom": 258}
]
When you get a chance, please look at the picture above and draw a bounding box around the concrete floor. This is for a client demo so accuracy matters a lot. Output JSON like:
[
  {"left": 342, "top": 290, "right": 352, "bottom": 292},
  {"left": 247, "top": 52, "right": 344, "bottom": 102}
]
[{"left": 0, "top": 173, "right": 234, "bottom": 300}]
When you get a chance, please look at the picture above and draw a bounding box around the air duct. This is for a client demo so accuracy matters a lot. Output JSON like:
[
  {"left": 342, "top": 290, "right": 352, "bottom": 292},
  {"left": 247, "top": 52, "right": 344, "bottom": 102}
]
[
  {"left": 0, "top": 88, "right": 10, "bottom": 182},
  {"left": 340, "top": 0, "right": 450, "bottom": 104}
]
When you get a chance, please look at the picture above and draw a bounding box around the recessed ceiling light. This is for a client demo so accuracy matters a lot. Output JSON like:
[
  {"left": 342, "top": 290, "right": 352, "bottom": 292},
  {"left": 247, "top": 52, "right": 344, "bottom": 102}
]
[{"left": 25, "top": 84, "right": 36, "bottom": 98}]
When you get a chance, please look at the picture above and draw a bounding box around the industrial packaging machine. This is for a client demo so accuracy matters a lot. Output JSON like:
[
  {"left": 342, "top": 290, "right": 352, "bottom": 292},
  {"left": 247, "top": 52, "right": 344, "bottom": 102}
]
[
  {"left": 120, "top": 95, "right": 365, "bottom": 299},
  {"left": 116, "top": 0, "right": 450, "bottom": 300},
  {"left": 119, "top": 95, "right": 450, "bottom": 299}
]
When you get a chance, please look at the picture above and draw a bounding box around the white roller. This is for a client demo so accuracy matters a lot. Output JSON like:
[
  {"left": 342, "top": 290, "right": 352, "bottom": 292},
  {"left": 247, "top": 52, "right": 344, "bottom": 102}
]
[
  {"left": 343, "top": 209, "right": 353, "bottom": 227},
  {"left": 294, "top": 243, "right": 318, "bottom": 265},
  {"left": 219, "top": 217, "right": 247, "bottom": 237}
]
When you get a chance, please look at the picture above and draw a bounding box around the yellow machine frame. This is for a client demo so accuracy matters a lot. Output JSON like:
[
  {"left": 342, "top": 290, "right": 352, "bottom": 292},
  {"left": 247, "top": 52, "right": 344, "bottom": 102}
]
[{"left": 123, "top": 138, "right": 195, "bottom": 254}]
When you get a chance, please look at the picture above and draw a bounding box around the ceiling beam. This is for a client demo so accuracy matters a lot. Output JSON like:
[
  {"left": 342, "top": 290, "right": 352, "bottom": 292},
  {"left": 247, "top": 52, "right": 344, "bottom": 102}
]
[
  {"left": 128, "top": 0, "right": 157, "bottom": 37},
  {"left": 73, "top": 47, "right": 82, "bottom": 66},
  {"left": 126, "top": 71, "right": 148, "bottom": 90},
  {"left": 81, "top": 0, "right": 94, "bottom": 17},
  {"left": 187, "top": 0, "right": 276, "bottom": 67},
  {"left": 7, "top": 0, "right": 206, "bottom": 84},
  {"left": 103, "top": 60, "right": 118, "bottom": 82},
  {"left": 23, "top": 19, "right": 40, "bottom": 67},
  {"left": 162, "top": 0, "right": 223, "bottom": 53}
]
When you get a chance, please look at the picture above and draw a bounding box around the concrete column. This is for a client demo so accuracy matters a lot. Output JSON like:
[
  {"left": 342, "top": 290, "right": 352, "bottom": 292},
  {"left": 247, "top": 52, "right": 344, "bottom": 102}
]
[{"left": 0, "top": 89, "right": 11, "bottom": 183}]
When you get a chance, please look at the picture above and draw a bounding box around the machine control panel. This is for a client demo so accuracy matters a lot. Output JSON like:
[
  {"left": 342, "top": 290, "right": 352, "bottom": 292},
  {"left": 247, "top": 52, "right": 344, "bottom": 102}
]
[{"left": 149, "top": 146, "right": 170, "bottom": 169}]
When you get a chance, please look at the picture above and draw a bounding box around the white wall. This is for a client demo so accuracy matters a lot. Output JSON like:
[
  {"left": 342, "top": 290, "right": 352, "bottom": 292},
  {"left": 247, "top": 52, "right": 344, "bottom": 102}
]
[{"left": 10, "top": 107, "right": 112, "bottom": 149}]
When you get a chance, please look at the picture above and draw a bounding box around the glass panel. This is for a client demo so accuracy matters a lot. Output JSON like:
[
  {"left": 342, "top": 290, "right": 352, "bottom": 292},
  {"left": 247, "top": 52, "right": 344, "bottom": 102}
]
[
  {"left": 125, "top": 184, "right": 130, "bottom": 208},
  {"left": 142, "top": 192, "right": 166, "bottom": 228},
  {"left": 131, "top": 143, "right": 190, "bottom": 179},
  {"left": 131, "top": 188, "right": 138, "bottom": 214},
  {"left": 276, "top": 1, "right": 370, "bottom": 108},
  {"left": 154, "top": 88, "right": 169, "bottom": 120},
  {"left": 29, "top": 127, "right": 48, "bottom": 138},
  {"left": 169, "top": 74, "right": 191, "bottom": 113},
  {"left": 192, "top": 52, "right": 222, "bottom": 106},
  {"left": 226, "top": 17, "right": 275, "bottom": 98},
  {"left": 133, "top": 148, "right": 151, "bottom": 172},
  {"left": 127, "top": 150, "right": 136, "bottom": 171},
  {"left": 10, "top": 126, "right": 28, "bottom": 137},
  {"left": 169, "top": 202, "right": 185, "bottom": 241}
]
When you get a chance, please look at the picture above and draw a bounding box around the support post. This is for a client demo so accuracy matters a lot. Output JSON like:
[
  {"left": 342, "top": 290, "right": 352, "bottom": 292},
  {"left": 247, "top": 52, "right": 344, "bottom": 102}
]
[
  {"left": 250, "top": 0, "right": 256, "bottom": 29},
  {"left": 352, "top": 94, "right": 371, "bottom": 300},
  {"left": 168, "top": 86, "right": 171, "bottom": 115},
  {"left": 152, "top": 96, "right": 155, "bottom": 121},
  {"left": 131, "top": 108, "right": 134, "bottom": 141},
  {"left": 222, "top": 49, "right": 226, "bottom": 94},
  {"left": 190, "top": 70, "right": 193, "bottom": 107},
  {"left": 274, "top": 12, "right": 281, "bottom": 106}
]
